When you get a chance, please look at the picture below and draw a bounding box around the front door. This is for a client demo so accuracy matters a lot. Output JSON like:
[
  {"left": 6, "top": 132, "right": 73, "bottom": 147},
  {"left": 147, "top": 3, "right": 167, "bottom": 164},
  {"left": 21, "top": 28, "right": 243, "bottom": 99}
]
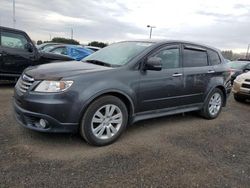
[
  {"left": 0, "top": 30, "right": 34, "bottom": 75},
  {"left": 138, "top": 44, "right": 184, "bottom": 112}
]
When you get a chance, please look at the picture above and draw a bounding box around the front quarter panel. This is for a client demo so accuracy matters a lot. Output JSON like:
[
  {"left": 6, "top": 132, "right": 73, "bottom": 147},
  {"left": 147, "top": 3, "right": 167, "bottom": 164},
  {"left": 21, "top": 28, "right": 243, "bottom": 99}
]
[{"left": 69, "top": 68, "right": 141, "bottom": 121}]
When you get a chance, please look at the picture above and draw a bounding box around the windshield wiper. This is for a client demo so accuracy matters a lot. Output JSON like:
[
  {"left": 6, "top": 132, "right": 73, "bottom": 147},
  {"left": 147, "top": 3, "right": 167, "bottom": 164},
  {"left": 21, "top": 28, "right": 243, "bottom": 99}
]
[{"left": 85, "top": 59, "right": 112, "bottom": 67}]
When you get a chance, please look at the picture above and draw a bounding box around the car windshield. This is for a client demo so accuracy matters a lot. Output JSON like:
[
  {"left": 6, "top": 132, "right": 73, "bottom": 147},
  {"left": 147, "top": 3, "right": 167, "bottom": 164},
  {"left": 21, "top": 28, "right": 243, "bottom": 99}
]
[
  {"left": 228, "top": 61, "right": 248, "bottom": 69},
  {"left": 82, "top": 41, "right": 153, "bottom": 66}
]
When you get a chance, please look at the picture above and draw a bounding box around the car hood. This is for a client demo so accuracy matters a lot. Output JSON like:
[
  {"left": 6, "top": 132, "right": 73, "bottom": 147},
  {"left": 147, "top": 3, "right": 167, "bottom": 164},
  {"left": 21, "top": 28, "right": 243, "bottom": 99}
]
[
  {"left": 238, "top": 71, "right": 250, "bottom": 79},
  {"left": 25, "top": 61, "right": 113, "bottom": 80},
  {"left": 39, "top": 52, "right": 74, "bottom": 61}
]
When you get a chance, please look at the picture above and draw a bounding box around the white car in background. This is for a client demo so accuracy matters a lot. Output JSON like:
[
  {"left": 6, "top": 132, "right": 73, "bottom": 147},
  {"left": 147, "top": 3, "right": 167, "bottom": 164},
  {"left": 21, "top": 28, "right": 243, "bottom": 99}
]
[{"left": 232, "top": 72, "right": 250, "bottom": 102}]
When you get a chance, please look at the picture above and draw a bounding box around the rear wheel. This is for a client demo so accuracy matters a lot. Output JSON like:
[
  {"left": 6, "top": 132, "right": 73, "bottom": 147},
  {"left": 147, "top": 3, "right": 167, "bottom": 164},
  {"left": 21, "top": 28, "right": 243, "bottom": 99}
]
[
  {"left": 200, "top": 88, "right": 224, "bottom": 119},
  {"left": 234, "top": 94, "right": 246, "bottom": 102},
  {"left": 80, "top": 95, "right": 128, "bottom": 146}
]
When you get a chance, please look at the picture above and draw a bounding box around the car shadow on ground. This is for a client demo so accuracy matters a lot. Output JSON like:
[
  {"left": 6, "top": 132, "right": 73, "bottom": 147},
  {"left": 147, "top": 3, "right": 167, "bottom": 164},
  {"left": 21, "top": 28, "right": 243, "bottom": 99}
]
[
  {"left": 0, "top": 81, "right": 16, "bottom": 88},
  {"left": 17, "top": 112, "right": 196, "bottom": 147}
]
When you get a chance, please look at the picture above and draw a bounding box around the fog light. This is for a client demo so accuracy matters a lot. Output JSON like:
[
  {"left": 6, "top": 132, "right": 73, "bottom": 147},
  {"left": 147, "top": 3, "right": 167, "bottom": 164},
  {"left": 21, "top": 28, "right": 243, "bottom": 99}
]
[{"left": 39, "top": 119, "right": 47, "bottom": 128}]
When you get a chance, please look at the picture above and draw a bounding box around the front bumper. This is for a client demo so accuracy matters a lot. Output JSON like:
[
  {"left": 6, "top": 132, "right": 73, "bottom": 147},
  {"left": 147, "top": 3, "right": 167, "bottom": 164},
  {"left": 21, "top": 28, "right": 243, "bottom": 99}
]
[
  {"left": 232, "top": 80, "right": 250, "bottom": 98},
  {"left": 13, "top": 99, "right": 79, "bottom": 133}
]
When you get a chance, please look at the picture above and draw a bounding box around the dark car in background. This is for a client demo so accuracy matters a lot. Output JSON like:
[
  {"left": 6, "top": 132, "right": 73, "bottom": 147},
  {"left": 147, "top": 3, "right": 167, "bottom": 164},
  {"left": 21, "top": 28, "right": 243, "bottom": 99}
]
[
  {"left": 13, "top": 40, "right": 231, "bottom": 146},
  {"left": 228, "top": 61, "right": 250, "bottom": 83},
  {"left": 37, "top": 42, "right": 60, "bottom": 51},
  {"left": 0, "top": 26, "right": 73, "bottom": 81},
  {"left": 48, "top": 45, "right": 93, "bottom": 61}
]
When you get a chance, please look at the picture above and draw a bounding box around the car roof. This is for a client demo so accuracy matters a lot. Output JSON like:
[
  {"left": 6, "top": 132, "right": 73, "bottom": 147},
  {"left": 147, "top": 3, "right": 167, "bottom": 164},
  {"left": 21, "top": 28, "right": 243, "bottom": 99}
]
[
  {"left": 121, "top": 39, "right": 220, "bottom": 52},
  {"left": 0, "top": 26, "right": 27, "bottom": 34}
]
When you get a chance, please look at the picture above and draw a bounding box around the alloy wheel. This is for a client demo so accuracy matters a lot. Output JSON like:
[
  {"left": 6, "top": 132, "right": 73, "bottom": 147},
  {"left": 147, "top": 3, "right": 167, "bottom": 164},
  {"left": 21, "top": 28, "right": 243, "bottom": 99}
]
[
  {"left": 91, "top": 104, "right": 123, "bottom": 140},
  {"left": 208, "top": 93, "right": 222, "bottom": 116}
]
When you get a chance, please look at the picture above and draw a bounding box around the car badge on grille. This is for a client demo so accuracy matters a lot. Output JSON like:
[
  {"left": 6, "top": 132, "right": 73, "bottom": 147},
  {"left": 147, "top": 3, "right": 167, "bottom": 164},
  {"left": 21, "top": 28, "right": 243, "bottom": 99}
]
[{"left": 22, "top": 74, "right": 34, "bottom": 81}]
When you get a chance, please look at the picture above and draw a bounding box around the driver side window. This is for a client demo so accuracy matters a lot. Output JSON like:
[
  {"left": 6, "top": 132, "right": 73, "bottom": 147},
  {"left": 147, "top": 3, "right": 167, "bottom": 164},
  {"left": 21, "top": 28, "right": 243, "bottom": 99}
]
[{"left": 153, "top": 48, "right": 180, "bottom": 69}]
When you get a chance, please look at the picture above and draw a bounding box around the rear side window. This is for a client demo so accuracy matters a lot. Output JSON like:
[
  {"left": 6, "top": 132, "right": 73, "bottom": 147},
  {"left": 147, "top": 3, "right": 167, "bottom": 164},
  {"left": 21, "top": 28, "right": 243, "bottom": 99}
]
[
  {"left": 1, "top": 31, "right": 28, "bottom": 50},
  {"left": 208, "top": 50, "right": 221, "bottom": 65},
  {"left": 183, "top": 48, "right": 208, "bottom": 67}
]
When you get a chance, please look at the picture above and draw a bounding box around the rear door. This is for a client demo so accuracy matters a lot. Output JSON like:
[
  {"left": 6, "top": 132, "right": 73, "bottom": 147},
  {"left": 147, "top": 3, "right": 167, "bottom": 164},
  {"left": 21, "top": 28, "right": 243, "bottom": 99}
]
[
  {"left": 181, "top": 44, "right": 215, "bottom": 104},
  {"left": 0, "top": 29, "right": 34, "bottom": 75}
]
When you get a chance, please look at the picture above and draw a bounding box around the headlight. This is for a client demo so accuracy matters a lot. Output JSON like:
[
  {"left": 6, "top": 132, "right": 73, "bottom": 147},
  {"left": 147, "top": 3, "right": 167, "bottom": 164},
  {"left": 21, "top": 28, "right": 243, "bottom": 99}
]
[
  {"left": 235, "top": 76, "right": 244, "bottom": 83},
  {"left": 34, "top": 81, "right": 73, "bottom": 92}
]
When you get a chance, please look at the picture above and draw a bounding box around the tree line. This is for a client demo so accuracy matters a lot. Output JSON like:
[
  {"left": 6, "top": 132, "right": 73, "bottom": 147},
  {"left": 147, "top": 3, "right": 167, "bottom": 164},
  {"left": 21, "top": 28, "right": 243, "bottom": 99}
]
[{"left": 37, "top": 37, "right": 108, "bottom": 48}]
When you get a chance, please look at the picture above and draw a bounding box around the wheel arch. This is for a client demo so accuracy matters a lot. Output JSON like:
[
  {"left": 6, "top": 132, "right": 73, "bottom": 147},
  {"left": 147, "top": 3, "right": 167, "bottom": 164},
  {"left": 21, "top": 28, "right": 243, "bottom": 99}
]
[
  {"left": 205, "top": 85, "right": 227, "bottom": 107},
  {"left": 79, "top": 90, "right": 135, "bottom": 125}
]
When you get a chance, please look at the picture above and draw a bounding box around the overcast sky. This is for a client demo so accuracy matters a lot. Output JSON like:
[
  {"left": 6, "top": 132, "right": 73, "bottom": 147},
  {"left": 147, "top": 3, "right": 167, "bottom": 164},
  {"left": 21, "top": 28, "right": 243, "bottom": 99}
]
[{"left": 1, "top": 0, "right": 250, "bottom": 52}]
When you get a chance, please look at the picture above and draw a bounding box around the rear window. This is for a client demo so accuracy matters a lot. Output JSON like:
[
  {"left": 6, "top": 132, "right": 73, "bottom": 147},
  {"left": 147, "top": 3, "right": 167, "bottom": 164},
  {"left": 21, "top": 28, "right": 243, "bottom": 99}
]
[
  {"left": 208, "top": 50, "right": 221, "bottom": 65},
  {"left": 183, "top": 48, "right": 208, "bottom": 67}
]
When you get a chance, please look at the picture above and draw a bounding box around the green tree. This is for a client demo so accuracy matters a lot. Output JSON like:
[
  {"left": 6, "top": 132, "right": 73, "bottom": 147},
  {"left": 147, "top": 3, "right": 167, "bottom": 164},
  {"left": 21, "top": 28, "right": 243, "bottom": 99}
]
[
  {"left": 37, "top": 40, "right": 43, "bottom": 45},
  {"left": 51, "top": 37, "right": 80, "bottom": 45},
  {"left": 88, "top": 41, "right": 108, "bottom": 48},
  {"left": 221, "top": 50, "right": 233, "bottom": 60}
]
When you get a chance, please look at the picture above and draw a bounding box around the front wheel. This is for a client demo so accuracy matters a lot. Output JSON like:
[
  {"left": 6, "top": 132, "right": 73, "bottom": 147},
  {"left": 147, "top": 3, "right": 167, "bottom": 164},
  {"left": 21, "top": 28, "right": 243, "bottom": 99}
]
[
  {"left": 80, "top": 96, "right": 128, "bottom": 146},
  {"left": 200, "top": 89, "right": 224, "bottom": 119}
]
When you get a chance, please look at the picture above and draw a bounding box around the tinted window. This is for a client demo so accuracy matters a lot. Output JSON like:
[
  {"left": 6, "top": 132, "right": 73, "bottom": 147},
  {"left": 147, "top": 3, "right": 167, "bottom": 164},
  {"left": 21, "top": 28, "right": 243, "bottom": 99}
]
[
  {"left": 154, "top": 48, "right": 179, "bottom": 69},
  {"left": 183, "top": 48, "right": 208, "bottom": 67},
  {"left": 208, "top": 50, "right": 221, "bottom": 65},
  {"left": 245, "top": 64, "right": 250, "bottom": 69},
  {"left": 1, "top": 31, "right": 28, "bottom": 49},
  {"left": 228, "top": 61, "right": 248, "bottom": 69}
]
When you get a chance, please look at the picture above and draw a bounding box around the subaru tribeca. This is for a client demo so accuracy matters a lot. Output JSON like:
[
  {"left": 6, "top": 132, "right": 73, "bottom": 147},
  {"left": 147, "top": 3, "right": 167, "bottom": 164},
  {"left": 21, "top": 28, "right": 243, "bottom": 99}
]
[{"left": 13, "top": 40, "right": 231, "bottom": 146}]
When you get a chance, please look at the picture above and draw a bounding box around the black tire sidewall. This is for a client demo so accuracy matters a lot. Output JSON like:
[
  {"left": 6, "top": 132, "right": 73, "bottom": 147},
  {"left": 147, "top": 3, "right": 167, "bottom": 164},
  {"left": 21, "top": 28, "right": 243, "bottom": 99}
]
[
  {"left": 234, "top": 94, "right": 246, "bottom": 102},
  {"left": 80, "top": 96, "right": 128, "bottom": 146}
]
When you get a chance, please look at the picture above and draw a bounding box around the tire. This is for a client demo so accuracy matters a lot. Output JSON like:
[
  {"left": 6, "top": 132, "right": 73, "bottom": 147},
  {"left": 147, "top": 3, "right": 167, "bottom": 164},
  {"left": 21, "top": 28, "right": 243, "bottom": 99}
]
[
  {"left": 234, "top": 94, "right": 246, "bottom": 102},
  {"left": 80, "top": 95, "right": 128, "bottom": 146},
  {"left": 200, "top": 88, "right": 224, "bottom": 119}
]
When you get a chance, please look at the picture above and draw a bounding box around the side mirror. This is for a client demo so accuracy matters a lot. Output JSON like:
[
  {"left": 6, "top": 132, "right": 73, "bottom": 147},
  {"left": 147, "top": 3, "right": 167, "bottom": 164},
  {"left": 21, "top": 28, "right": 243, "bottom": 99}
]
[
  {"left": 24, "top": 43, "right": 34, "bottom": 52},
  {"left": 144, "top": 57, "right": 162, "bottom": 71}
]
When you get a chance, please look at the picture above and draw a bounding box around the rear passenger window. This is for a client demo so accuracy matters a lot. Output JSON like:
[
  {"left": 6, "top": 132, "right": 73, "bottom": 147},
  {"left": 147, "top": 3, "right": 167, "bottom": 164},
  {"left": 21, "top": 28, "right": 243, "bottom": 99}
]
[
  {"left": 208, "top": 50, "right": 221, "bottom": 65},
  {"left": 183, "top": 48, "right": 208, "bottom": 67}
]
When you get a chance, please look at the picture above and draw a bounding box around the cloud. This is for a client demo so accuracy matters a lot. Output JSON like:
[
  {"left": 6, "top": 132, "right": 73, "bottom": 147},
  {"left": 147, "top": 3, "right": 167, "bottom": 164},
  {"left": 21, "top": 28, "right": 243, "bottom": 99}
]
[{"left": 0, "top": 0, "right": 250, "bottom": 52}]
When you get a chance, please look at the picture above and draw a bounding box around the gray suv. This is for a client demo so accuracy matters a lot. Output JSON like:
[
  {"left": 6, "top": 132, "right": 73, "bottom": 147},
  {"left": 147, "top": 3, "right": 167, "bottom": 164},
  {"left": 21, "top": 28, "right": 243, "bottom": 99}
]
[{"left": 13, "top": 40, "right": 232, "bottom": 146}]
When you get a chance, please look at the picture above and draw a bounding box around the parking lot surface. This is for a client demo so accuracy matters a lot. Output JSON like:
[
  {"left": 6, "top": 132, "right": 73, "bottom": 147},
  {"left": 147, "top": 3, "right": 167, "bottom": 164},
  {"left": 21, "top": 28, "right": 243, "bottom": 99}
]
[{"left": 0, "top": 84, "right": 249, "bottom": 188}]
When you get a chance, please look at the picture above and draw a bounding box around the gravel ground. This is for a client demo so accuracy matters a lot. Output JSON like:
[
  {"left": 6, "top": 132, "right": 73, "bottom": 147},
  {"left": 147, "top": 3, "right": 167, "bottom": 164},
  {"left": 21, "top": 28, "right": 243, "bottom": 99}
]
[{"left": 0, "top": 84, "right": 249, "bottom": 188}]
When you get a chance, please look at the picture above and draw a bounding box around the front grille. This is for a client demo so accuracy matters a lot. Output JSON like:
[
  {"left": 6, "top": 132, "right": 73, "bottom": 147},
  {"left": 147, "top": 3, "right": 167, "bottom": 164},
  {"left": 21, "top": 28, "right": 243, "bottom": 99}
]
[
  {"left": 17, "top": 74, "right": 34, "bottom": 93},
  {"left": 242, "top": 83, "right": 250, "bottom": 89},
  {"left": 245, "top": 79, "right": 250, "bottom": 82}
]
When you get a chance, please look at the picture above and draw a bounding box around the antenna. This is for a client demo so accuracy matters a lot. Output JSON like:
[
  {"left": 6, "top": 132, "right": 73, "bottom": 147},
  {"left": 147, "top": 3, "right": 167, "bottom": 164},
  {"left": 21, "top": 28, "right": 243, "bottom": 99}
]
[{"left": 71, "top": 28, "right": 73, "bottom": 39}]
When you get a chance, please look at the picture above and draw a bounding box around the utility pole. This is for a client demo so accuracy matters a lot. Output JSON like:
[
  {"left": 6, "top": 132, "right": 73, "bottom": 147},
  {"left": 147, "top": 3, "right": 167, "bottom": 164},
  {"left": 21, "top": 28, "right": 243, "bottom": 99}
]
[
  {"left": 49, "top": 34, "right": 52, "bottom": 41},
  {"left": 71, "top": 28, "right": 73, "bottom": 39},
  {"left": 147, "top": 25, "right": 156, "bottom": 39},
  {"left": 13, "top": 0, "right": 16, "bottom": 28},
  {"left": 246, "top": 44, "right": 250, "bottom": 59}
]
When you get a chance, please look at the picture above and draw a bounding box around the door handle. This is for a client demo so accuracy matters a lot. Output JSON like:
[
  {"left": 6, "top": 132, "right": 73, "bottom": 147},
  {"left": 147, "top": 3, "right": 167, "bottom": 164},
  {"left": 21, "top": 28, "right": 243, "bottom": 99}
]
[
  {"left": 172, "top": 73, "right": 183, "bottom": 77},
  {"left": 207, "top": 70, "right": 215, "bottom": 74}
]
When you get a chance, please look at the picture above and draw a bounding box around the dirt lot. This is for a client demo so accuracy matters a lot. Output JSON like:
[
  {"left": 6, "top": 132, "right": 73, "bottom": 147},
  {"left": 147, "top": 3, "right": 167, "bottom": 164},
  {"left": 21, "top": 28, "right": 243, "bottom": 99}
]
[{"left": 0, "top": 84, "right": 249, "bottom": 188}]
